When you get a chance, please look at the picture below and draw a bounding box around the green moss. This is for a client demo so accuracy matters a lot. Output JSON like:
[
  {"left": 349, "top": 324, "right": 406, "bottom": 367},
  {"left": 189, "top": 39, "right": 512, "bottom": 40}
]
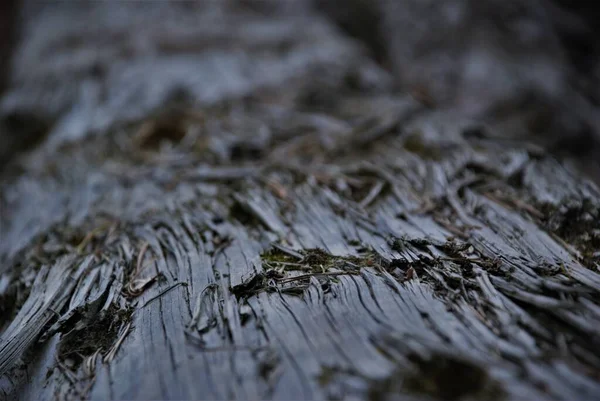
[
  {"left": 232, "top": 247, "right": 378, "bottom": 299},
  {"left": 261, "top": 247, "right": 369, "bottom": 272},
  {"left": 302, "top": 248, "right": 336, "bottom": 268},
  {"left": 261, "top": 248, "right": 297, "bottom": 264},
  {"left": 348, "top": 239, "right": 362, "bottom": 247}
]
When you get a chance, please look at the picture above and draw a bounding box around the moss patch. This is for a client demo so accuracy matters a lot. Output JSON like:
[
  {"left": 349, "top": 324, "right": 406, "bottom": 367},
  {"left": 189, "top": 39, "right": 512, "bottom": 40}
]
[
  {"left": 540, "top": 198, "right": 600, "bottom": 263},
  {"left": 231, "top": 247, "right": 377, "bottom": 299},
  {"left": 263, "top": 247, "right": 374, "bottom": 273},
  {"left": 57, "top": 303, "right": 132, "bottom": 367}
]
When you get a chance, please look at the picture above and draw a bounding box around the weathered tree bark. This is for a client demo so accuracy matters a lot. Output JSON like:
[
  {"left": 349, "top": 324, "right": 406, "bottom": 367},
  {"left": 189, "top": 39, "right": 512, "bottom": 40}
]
[{"left": 1, "top": 2, "right": 600, "bottom": 400}]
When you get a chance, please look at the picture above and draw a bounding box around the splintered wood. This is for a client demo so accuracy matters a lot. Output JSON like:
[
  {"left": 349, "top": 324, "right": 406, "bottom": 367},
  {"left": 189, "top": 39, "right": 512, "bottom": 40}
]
[{"left": 1, "top": 2, "right": 600, "bottom": 400}]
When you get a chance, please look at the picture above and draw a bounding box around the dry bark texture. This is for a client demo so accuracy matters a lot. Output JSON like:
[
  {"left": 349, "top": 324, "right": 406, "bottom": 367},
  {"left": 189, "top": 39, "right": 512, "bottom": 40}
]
[
  {"left": 1, "top": 2, "right": 600, "bottom": 400},
  {"left": 317, "top": 0, "right": 600, "bottom": 181}
]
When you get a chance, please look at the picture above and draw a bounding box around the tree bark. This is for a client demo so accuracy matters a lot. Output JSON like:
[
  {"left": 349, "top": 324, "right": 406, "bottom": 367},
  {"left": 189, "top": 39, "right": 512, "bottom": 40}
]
[{"left": 1, "top": 2, "right": 600, "bottom": 400}]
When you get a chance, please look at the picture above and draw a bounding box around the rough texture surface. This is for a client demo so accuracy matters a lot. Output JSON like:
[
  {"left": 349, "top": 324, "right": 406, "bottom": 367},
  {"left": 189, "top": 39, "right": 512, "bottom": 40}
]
[
  {"left": 317, "top": 0, "right": 600, "bottom": 182},
  {"left": 1, "top": 2, "right": 600, "bottom": 400}
]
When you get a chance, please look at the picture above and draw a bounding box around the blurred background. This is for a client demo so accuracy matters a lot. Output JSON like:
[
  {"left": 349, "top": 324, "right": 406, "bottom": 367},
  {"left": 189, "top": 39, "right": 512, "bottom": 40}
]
[{"left": 1, "top": 0, "right": 600, "bottom": 182}]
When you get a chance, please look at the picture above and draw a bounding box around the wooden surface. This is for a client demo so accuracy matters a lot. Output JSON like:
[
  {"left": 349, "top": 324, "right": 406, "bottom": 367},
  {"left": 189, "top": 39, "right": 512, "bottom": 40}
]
[{"left": 1, "top": 2, "right": 600, "bottom": 400}]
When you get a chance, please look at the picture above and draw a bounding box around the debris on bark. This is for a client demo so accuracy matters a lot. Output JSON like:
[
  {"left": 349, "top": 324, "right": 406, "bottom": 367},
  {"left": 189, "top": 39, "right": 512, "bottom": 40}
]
[{"left": 1, "top": 1, "right": 600, "bottom": 400}]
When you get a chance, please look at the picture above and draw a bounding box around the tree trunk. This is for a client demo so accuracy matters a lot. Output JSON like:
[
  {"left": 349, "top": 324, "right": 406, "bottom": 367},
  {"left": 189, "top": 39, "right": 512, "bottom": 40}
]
[{"left": 1, "top": 2, "right": 600, "bottom": 400}]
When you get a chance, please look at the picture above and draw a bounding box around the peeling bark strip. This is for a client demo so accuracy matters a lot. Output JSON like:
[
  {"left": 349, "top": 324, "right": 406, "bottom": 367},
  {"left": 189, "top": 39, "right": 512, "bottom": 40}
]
[{"left": 1, "top": 2, "right": 600, "bottom": 401}]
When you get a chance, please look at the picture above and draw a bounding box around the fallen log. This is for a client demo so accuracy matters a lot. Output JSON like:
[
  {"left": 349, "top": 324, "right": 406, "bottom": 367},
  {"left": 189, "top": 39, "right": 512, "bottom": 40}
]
[{"left": 1, "top": 2, "right": 600, "bottom": 400}]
